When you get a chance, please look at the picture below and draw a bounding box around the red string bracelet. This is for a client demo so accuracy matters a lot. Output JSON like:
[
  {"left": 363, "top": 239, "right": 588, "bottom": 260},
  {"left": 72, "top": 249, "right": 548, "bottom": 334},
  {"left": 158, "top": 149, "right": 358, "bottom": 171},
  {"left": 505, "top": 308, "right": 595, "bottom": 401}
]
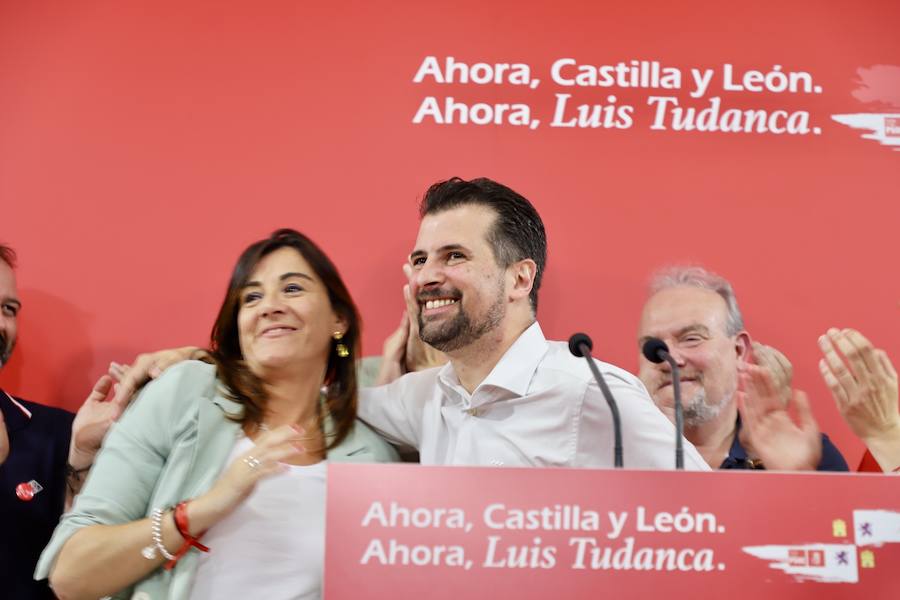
[{"left": 165, "top": 500, "right": 210, "bottom": 570}]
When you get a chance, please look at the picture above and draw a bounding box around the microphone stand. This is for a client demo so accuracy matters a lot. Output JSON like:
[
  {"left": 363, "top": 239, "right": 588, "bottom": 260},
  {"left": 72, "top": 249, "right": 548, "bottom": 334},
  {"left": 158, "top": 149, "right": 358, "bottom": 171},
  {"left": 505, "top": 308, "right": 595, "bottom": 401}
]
[{"left": 570, "top": 333, "right": 623, "bottom": 468}]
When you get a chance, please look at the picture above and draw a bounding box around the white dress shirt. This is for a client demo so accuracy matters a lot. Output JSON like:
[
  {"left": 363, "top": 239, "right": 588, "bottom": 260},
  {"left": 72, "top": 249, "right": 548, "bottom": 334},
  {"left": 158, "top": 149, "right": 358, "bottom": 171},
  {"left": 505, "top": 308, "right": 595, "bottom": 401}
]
[{"left": 359, "top": 322, "right": 708, "bottom": 470}]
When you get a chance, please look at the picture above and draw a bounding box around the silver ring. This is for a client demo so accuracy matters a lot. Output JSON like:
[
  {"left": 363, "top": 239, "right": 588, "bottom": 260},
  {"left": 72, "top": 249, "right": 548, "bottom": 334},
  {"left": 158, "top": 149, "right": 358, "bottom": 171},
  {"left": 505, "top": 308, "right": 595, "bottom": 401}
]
[{"left": 243, "top": 455, "right": 261, "bottom": 469}]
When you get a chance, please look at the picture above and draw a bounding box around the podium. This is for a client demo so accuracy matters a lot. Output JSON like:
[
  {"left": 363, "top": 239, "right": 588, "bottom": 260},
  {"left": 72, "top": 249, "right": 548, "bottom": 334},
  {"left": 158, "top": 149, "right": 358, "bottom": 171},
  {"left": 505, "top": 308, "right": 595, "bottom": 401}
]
[{"left": 324, "top": 464, "right": 899, "bottom": 599}]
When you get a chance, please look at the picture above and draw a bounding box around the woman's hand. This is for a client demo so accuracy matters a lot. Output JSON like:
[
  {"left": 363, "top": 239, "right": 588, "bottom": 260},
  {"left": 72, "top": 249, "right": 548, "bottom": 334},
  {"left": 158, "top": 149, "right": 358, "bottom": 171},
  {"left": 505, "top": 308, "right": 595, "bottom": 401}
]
[{"left": 187, "top": 425, "right": 306, "bottom": 534}]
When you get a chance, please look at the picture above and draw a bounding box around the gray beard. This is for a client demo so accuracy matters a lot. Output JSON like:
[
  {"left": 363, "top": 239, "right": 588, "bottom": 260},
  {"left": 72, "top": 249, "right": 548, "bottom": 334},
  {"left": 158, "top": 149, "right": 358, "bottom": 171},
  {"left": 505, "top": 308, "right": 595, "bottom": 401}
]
[{"left": 682, "top": 388, "right": 731, "bottom": 428}]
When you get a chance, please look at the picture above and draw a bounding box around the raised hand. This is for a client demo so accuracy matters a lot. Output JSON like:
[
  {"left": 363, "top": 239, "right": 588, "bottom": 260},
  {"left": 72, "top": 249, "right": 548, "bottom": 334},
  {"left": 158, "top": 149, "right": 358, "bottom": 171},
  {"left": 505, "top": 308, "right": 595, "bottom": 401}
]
[
  {"left": 751, "top": 341, "right": 793, "bottom": 406},
  {"left": 736, "top": 362, "right": 821, "bottom": 471},
  {"left": 818, "top": 328, "right": 900, "bottom": 471},
  {"left": 401, "top": 264, "right": 447, "bottom": 372},
  {"left": 68, "top": 375, "right": 122, "bottom": 470},
  {"left": 187, "top": 425, "right": 306, "bottom": 530}
]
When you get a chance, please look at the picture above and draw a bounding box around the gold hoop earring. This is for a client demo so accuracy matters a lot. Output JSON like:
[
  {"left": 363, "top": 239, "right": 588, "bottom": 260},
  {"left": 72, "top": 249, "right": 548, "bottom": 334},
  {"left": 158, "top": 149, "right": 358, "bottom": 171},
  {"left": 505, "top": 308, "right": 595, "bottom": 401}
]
[{"left": 333, "top": 331, "right": 349, "bottom": 358}]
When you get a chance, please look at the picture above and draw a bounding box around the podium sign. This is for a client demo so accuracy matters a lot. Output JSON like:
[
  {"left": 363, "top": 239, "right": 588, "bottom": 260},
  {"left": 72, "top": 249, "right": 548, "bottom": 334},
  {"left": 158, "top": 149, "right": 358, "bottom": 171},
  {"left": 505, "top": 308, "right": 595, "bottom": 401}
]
[{"left": 325, "top": 464, "right": 899, "bottom": 599}]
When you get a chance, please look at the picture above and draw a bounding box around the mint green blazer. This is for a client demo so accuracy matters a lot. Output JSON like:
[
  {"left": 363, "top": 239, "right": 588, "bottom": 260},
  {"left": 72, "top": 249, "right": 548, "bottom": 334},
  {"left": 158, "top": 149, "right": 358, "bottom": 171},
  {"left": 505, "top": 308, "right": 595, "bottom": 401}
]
[{"left": 35, "top": 361, "right": 398, "bottom": 599}]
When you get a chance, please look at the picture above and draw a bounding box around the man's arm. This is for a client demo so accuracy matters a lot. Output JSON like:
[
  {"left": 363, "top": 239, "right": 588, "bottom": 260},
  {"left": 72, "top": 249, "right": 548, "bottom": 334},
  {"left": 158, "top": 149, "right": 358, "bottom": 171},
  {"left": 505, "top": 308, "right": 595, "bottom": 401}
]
[
  {"left": 65, "top": 375, "right": 118, "bottom": 505},
  {"left": 357, "top": 375, "right": 430, "bottom": 450},
  {"left": 62, "top": 348, "right": 205, "bottom": 506}
]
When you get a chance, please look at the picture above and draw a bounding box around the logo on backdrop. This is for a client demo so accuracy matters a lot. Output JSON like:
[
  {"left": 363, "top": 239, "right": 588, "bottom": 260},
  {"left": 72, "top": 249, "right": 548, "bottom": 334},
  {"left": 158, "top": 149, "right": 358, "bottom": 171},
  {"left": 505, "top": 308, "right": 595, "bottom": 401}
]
[
  {"left": 830, "top": 65, "right": 900, "bottom": 152},
  {"left": 742, "top": 508, "right": 900, "bottom": 583}
]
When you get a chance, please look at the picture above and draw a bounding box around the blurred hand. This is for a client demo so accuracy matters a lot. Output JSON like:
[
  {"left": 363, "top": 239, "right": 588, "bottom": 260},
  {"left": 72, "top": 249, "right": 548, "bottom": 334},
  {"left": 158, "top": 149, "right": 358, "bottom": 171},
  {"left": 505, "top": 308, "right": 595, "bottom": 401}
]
[
  {"left": 189, "top": 424, "right": 306, "bottom": 530},
  {"left": 0, "top": 410, "right": 8, "bottom": 466},
  {"left": 375, "top": 312, "right": 410, "bottom": 386},
  {"left": 68, "top": 375, "right": 122, "bottom": 470},
  {"left": 67, "top": 347, "right": 207, "bottom": 471},
  {"left": 751, "top": 341, "right": 793, "bottom": 406},
  {"left": 818, "top": 328, "right": 900, "bottom": 471},
  {"left": 737, "top": 362, "right": 821, "bottom": 471}
]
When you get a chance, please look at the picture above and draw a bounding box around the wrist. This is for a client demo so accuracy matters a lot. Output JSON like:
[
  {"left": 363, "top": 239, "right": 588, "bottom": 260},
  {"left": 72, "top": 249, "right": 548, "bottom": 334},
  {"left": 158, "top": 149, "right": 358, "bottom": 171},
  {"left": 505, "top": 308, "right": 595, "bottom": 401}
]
[
  {"left": 862, "top": 422, "right": 900, "bottom": 472},
  {"left": 66, "top": 446, "right": 96, "bottom": 472},
  {"left": 860, "top": 420, "right": 900, "bottom": 447},
  {"left": 188, "top": 489, "right": 236, "bottom": 533}
]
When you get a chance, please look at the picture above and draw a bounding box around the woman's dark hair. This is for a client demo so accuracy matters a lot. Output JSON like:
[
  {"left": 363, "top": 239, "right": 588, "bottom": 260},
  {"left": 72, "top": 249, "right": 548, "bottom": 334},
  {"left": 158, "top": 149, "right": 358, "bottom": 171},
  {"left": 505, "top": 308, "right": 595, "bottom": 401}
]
[{"left": 209, "top": 228, "right": 360, "bottom": 450}]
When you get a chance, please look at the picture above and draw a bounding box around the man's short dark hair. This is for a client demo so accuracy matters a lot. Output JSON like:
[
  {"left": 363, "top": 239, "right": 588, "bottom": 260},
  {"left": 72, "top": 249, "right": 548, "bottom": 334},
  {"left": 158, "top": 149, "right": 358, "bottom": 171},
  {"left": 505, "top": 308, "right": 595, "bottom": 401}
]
[
  {"left": 0, "top": 243, "right": 16, "bottom": 269},
  {"left": 419, "top": 177, "right": 547, "bottom": 313}
]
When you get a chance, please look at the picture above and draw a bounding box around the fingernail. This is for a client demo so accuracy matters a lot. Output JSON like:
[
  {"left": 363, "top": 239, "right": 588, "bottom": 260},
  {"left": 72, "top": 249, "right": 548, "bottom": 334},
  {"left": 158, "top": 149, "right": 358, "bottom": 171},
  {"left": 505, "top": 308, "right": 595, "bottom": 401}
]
[
  {"left": 293, "top": 442, "right": 306, "bottom": 453},
  {"left": 291, "top": 424, "right": 305, "bottom": 434},
  {"left": 150, "top": 367, "right": 161, "bottom": 378}
]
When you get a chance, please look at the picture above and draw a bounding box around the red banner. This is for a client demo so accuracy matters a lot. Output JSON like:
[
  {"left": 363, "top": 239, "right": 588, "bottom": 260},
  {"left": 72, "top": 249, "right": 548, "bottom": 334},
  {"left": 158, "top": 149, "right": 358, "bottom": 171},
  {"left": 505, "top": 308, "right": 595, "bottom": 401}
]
[
  {"left": 325, "top": 464, "right": 899, "bottom": 599},
  {"left": 2, "top": 0, "right": 898, "bottom": 464}
]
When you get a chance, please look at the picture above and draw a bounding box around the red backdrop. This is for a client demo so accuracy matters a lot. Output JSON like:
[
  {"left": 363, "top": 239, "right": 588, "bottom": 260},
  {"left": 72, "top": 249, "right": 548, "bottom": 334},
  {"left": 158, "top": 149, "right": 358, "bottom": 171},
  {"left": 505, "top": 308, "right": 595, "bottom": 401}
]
[{"left": 2, "top": 0, "right": 898, "bottom": 464}]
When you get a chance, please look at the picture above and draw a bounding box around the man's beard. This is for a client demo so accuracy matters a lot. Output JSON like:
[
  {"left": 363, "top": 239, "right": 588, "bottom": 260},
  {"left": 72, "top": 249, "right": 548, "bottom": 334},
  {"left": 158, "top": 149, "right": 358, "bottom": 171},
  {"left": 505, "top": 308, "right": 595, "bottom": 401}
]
[
  {"left": 682, "top": 387, "right": 732, "bottom": 428},
  {"left": 0, "top": 332, "right": 13, "bottom": 368},
  {"left": 417, "top": 282, "right": 505, "bottom": 353}
]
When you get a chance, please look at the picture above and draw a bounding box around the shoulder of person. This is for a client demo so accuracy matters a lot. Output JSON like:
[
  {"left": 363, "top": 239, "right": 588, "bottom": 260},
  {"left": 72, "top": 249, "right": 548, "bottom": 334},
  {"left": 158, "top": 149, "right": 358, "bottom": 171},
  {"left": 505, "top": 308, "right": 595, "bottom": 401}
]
[
  {"left": 12, "top": 395, "right": 75, "bottom": 427},
  {"left": 817, "top": 432, "right": 850, "bottom": 472},
  {"left": 125, "top": 359, "right": 222, "bottom": 420},
  {"left": 371, "top": 364, "right": 443, "bottom": 392},
  {"left": 542, "top": 340, "right": 645, "bottom": 389},
  {"left": 140, "top": 359, "right": 218, "bottom": 396},
  {"left": 333, "top": 418, "right": 401, "bottom": 463}
]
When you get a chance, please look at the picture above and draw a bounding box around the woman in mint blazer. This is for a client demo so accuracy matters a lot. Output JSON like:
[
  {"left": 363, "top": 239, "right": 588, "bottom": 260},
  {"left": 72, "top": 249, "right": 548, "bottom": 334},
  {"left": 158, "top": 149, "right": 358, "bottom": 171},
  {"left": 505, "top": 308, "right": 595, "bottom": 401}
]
[{"left": 37, "top": 229, "right": 398, "bottom": 599}]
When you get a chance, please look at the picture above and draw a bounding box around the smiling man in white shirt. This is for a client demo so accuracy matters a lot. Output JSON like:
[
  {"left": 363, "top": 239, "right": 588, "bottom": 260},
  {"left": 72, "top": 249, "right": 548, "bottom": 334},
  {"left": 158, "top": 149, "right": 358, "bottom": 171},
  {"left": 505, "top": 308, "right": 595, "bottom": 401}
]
[
  {"left": 112, "top": 177, "right": 707, "bottom": 470},
  {"left": 359, "top": 177, "right": 708, "bottom": 470}
]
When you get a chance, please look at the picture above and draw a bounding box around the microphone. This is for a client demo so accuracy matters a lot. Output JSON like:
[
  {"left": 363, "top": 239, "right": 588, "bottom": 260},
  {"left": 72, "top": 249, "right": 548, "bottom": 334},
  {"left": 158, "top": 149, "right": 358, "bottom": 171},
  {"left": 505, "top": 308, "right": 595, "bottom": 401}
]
[
  {"left": 641, "top": 338, "right": 684, "bottom": 470},
  {"left": 568, "top": 333, "right": 623, "bottom": 468}
]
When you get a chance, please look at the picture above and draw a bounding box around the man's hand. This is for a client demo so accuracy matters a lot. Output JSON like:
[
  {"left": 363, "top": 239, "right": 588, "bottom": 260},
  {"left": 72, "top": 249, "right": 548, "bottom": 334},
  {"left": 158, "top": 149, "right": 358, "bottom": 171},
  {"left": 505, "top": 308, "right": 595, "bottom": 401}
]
[
  {"left": 67, "top": 375, "right": 122, "bottom": 471},
  {"left": 401, "top": 265, "right": 447, "bottom": 373},
  {"left": 818, "top": 328, "right": 900, "bottom": 471},
  {"left": 374, "top": 283, "right": 449, "bottom": 385},
  {"left": 375, "top": 312, "right": 411, "bottom": 386},
  {"left": 751, "top": 341, "right": 793, "bottom": 406},
  {"left": 110, "top": 346, "right": 205, "bottom": 407},
  {"left": 0, "top": 410, "right": 8, "bottom": 466},
  {"left": 68, "top": 346, "right": 204, "bottom": 471},
  {"left": 736, "top": 363, "right": 821, "bottom": 471}
]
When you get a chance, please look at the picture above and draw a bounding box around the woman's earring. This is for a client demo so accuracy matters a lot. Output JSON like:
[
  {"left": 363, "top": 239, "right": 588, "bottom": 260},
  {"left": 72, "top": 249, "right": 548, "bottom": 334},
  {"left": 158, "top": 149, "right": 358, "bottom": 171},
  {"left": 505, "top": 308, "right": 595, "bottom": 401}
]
[{"left": 333, "top": 331, "right": 350, "bottom": 358}]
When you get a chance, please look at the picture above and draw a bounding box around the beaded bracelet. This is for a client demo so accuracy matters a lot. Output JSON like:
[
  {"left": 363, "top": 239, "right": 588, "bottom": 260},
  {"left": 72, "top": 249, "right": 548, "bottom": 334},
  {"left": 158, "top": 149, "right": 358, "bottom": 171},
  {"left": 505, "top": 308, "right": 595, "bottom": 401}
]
[{"left": 141, "top": 508, "right": 175, "bottom": 561}]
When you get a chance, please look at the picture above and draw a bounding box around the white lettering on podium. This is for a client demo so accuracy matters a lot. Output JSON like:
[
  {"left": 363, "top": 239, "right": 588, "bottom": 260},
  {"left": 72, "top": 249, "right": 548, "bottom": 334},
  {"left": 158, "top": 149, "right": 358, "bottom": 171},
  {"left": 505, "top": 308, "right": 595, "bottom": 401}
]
[
  {"left": 361, "top": 501, "right": 466, "bottom": 528},
  {"left": 360, "top": 539, "right": 466, "bottom": 566}
]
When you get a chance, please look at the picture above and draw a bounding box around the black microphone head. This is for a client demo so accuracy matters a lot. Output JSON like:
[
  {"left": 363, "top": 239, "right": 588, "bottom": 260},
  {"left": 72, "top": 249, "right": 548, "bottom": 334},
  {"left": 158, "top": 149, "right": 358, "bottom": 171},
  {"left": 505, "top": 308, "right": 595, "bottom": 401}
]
[
  {"left": 568, "top": 333, "right": 593, "bottom": 358},
  {"left": 641, "top": 337, "right": 669, "bottom": 364}
]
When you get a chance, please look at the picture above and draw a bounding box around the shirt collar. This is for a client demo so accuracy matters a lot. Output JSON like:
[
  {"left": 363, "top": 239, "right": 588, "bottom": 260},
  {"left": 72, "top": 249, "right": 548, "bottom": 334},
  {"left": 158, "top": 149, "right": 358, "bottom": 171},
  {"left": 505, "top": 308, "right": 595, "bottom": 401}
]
[
  {"left": 437, "top": 321, "right": 548, "bottom": 408},
  {"left": 1, "top": 388, "right": 32, "bottom": 434},
  {"left": 720, "top": 416, "right": 764, "bottom": 469}
]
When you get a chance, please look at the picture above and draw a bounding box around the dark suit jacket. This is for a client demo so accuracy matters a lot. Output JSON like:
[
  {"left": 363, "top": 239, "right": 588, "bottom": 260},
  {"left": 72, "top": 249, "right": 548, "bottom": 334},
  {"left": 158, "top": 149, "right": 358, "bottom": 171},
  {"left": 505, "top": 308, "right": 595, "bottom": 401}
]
[{"left": 0, "top": 390, "right": 74, "bottom": 600}]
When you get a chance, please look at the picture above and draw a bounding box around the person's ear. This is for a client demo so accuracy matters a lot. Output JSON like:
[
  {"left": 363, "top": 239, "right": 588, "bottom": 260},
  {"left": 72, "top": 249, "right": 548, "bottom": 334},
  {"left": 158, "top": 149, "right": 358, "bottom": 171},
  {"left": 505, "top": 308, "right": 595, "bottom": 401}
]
[{"left": 508, "top": 259, "right": 537, "bottom": 303}]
